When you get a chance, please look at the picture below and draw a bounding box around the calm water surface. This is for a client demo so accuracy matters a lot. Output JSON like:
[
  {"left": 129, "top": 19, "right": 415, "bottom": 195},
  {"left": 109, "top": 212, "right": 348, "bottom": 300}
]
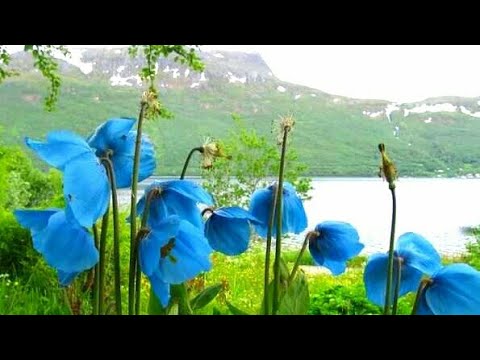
[{"left": 119, "top": 177, "right": 480, "bottom": 255}]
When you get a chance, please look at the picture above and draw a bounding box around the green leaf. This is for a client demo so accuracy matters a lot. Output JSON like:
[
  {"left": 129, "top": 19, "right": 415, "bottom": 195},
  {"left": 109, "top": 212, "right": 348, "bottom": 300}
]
[
  {"left": 260, "top": 257, "right": 290, "bottom": 313},
  {"left": 167, "top": 303, "right": 179, "bottom": 315},
  {"left": 277, "top": 271, "right": 310, "bottom": 315},
  {"left": 147, "top": 288, "right": 167, "bottom": 315},
  {"left": 190, "top": 283, "right": 223, "bottom": 310},
  {"left": 226, "top": 301, "right": 250, "bottom": 315},
  {"left": 212, "top": 307, "right": 222, "bottom": 315}
]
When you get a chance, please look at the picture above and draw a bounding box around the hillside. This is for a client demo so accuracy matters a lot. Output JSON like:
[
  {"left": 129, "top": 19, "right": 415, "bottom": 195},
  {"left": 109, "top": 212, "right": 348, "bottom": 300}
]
[{"left": 1, "top": 48, "right": 480, "bottom": 177}]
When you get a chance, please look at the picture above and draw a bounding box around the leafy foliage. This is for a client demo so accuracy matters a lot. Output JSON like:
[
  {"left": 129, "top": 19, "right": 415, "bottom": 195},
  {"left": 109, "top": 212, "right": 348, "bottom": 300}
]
[
  {"left": 202, "top": 114, "right": 312, "bottom": 208},
  {"left": 128, "top": 45, "right": 204, "bottom": 119}
]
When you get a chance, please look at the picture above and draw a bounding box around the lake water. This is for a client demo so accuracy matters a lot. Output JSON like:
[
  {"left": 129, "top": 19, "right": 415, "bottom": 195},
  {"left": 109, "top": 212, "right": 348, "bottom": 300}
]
[{"left": 118, "top": 177, "right": 480, "bottom": 255}]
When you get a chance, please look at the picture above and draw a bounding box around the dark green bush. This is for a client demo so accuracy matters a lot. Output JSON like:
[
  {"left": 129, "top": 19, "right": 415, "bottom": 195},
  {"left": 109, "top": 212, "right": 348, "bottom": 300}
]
[{"left": 0, "top": 209, "right": 38, "bottom": 276}]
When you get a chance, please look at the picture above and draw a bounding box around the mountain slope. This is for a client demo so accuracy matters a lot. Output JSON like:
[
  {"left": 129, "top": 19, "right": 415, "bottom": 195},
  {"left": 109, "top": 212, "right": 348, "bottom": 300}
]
[{"left": 1, "top": 48, "right": 480, "bottom": 177}]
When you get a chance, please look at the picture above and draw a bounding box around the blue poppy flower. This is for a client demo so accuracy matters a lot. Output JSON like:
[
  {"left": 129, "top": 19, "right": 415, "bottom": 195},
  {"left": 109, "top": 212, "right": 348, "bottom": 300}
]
[
  {"left": 308, "top": 221, "right": 364, "bottom": 275},
  {"left": 87, "top": 118, "right": 156, "bottom": 188},
  {"left": 138, "top": 215, "right": 212, "bottom": 307},
  {"left": 135, "top": 180, "right": 214, "bottom": 230},
  {"left": 415, "top": 263, "right": 480, "bottom": 315},
  {"left": 364, "top": 232, "right": 442, "bottom": 306},
  {"left": 204, "top": 207, "right": 261, "bottom": 256},
  {"left": 249, "top": 181, "right": 307, "bottom": 238},
  {"left": 14, "top": 208, "right": 98, "bottom": 286},
  {"left": 25, "top": 131, "right": 110, "bottom": 227}
]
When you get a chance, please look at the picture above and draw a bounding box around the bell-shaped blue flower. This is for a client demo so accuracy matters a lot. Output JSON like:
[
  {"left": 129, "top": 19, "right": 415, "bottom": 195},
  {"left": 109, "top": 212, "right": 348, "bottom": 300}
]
[
  {"left": 364, "top": 232, "right": 442, "bottom": 306},
  {"left": 14, "top": 208, "right": 98, "bottom": 286},
  {"left": 249, "top": 181, "right": 307, "bottom": 238},
  {"left": 138, "top": 215, "right": 213, "bottom": 307},
  {"left": 415, "top": 263, "right": 480, "bottom": 315},
  {"left": 135, "top": 180, "right": 214, "bottom": 230},
  {"left": 87, "top": 118, "right": 156, "bottom": 188},
  {"left": 25, "top": 131, "right": 110, "bottom": 227},
  {"left": 308, "top": 221, "right": 364, "bottom": 275},
  {"left": 204, "top": 207, "right": 261, "bottom": 256}
]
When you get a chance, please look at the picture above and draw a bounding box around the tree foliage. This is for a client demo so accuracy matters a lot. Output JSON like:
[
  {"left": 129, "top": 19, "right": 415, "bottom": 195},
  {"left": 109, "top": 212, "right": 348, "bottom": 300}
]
[{"left": 202, "top": 114, "right": 312, "bottom": 208}]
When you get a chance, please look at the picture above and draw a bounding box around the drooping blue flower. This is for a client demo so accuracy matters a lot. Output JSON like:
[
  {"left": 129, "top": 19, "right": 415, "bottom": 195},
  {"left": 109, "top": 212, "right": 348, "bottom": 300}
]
[
  {"left": 14, "top": 208, "right": 98, "bottom": 286},
  {"left": 249, "top": 181, "right": 307, "bottom": 238},
  {"left": 135, "top": 180, "right": 214, "bottom": 230},
  {"left": 204, "top": 207, "right": 261, "bottom": 256},
  {"left": 308, "top": 221, "right": 364, "bottom": 275},
  {"left": 25, "top": 131, "right": 110, "bottom": 227},
  {"left": 415, "top": 263, "right": 480, "bottom": 315},
  {"left": 138, "top": 215, "right": 213, "bottom": 307},
  {"left": 87, "top": 118, "right": 156, "bottom": 188},
  {"left": 364, "top": 232, "right": 442, "bottom": 306}
]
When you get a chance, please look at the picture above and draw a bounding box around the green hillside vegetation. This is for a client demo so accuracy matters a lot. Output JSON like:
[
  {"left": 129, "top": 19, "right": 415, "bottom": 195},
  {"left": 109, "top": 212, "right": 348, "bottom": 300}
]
[{"left": 1, "top": 70, "right": 480, "bottom": 177}]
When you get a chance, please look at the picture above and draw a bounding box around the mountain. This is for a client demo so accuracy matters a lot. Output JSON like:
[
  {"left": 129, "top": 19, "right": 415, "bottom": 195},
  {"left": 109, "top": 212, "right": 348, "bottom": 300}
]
[{"left": 1, "top": 48, "right": 480, "bottom": 177}]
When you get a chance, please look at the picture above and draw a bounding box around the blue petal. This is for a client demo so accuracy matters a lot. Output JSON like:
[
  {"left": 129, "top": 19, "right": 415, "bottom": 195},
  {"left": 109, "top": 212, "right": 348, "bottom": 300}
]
[
  {"left": 322, "top": 258, "right": 347, "bottom": 276},
  {"left": 149, "top": 271, "right": 171, "bottom": 307},
  {"left": 364, "top": 253, "right": 423, "bottom": 306},
  {"left": 37, "top": 211, "right": 99, "bottom": 273},
  {"left": 139, "top": 215, "right": 181, "bottom": 277},
  {"left": 63, "top": 153, "right": 110, "bottom": 227},
  {"left": 282, "top": 184, "right": 308, "bottom": 234},
  {"left": 214, "top": 207, "right": 261, "bottom": 224},
  {"left": 162, "top": 192, "right": 204, "bottom": 230},
  {"left": 415, "top": 292, "right": 434, "bottom": 315},
  {"left": 312, "top": 221, "right": 364, "bottom": 262},
  {"left": 110, "top": 131, "right": 156, "bottom": 188},
  {"left": 205, "top": 215, "right": 251, "bottom": 256},
  {"left": 249, "top": 187, "right": 274, "bottom": 238},
  {"left": 87, "top": 118, "right": 136, "bottom": 154},
  {"left": 158, "top": 220, "right": 212, "bottom": 284},
  {"left": 425, "top": 264, "right": 480, "bottom": 315},
  {"left": 163, "top": 180, "right": 214, "bottom": 205},
  {"left": 396, "top": 232, "right": 442, "bottom": 275},
  {"left": 25, "top": 131, "right": 93, "bottom": 171},
  {"left": 58, "top": 270, "right": 80, "bottom": 287},
  {"left": 14, "top": 209, "right": 60, "bottom": 252}
]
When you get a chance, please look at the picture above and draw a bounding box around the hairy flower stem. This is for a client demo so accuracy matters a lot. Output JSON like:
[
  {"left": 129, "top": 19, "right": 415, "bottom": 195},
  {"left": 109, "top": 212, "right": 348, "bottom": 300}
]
[
  {"left": 180, "top": 147, "right": 204, "bottom": 180},
  {"left": 102, "top": 158, "right": 122, "bottom": 315},
  {"left": 134, "top": 189, "right": 159, "bottom": 315},
  {"left": 392, "top": 257, "right": 402, "bottom": 315},
  {"left": 272, "top": 128, "right": 289, "bottom": 315},
  {"left": 384, "top": 187, "right": 397, "bottom": 315},
  {"left": 92, "top": 224, "right": 99, "bottom": 315},
  {"left": 411, "top": 279, "right": 430, "bottom": 315},
  {"left": 288, "top": 232, "right": 316, "bottom": 284},
  {"left": 171, "top": 283, "right": 193, "bottom": 315},
  {"left": 129, "top": 101, "right": 147, "bottom": 315},
  {"left": 263, "top": 190, "right": 279, "bottom": 315},
  {"left": 98, "top": 208, "right": 109, "bottom": 315}
]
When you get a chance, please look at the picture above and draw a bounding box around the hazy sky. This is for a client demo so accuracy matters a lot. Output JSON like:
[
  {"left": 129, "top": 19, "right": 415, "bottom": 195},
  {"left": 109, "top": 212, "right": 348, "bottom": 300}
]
[{"left": 7, "top": 45, "right": 480, "bottom": 103}]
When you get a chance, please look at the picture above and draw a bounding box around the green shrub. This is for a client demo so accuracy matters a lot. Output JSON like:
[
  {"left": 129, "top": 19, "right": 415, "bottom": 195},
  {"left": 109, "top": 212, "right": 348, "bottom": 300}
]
[
  {"left": 0, "top": 209, "right": 38, "bottom": 276},
  {"left": 202, "top": 114, "right": 312, "bottom": 208},
  {"left": 0, "top": 145, "right": 62, "bottom": 210}
]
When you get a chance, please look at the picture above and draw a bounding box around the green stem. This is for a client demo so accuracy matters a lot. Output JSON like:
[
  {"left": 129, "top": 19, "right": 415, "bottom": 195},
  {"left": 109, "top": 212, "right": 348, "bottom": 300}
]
[
  {"left": 272, "top": 128, "right": 289, "bottom": 315},
  {"left": 263, "top": 189, "right": 278, "bottom": 315},
  {"left": 171, "top": 283, "right": 193, "bottom": 315},
  {"left": 129, "top": 101, "right": 147, "bottom": 315},
  {"left": 383, "top": 187, "right": 397, "bottom": 315},
  {"left": 392, "top": 257, "right": 402, "bottom": 315},
  {"left": 180, "top": 147, "right": 204, "bottom": 180},
  {"left": 288, "top": 232, "right": 314, "bottom": 284},
  {"left": 98, "top": 208, "right": 110, "bottom": 315},
  {"left": 102, "top": 158, "right": 122, "bottom": 315},
  {"left": 92, "top": 224, "right": 99, "bottom": 315},
  {"left": 411, "top": 279, "right": 430, "bottom": 315},
  {"left": 135, "top": 188, "right": 159, "bottom": 315}
]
